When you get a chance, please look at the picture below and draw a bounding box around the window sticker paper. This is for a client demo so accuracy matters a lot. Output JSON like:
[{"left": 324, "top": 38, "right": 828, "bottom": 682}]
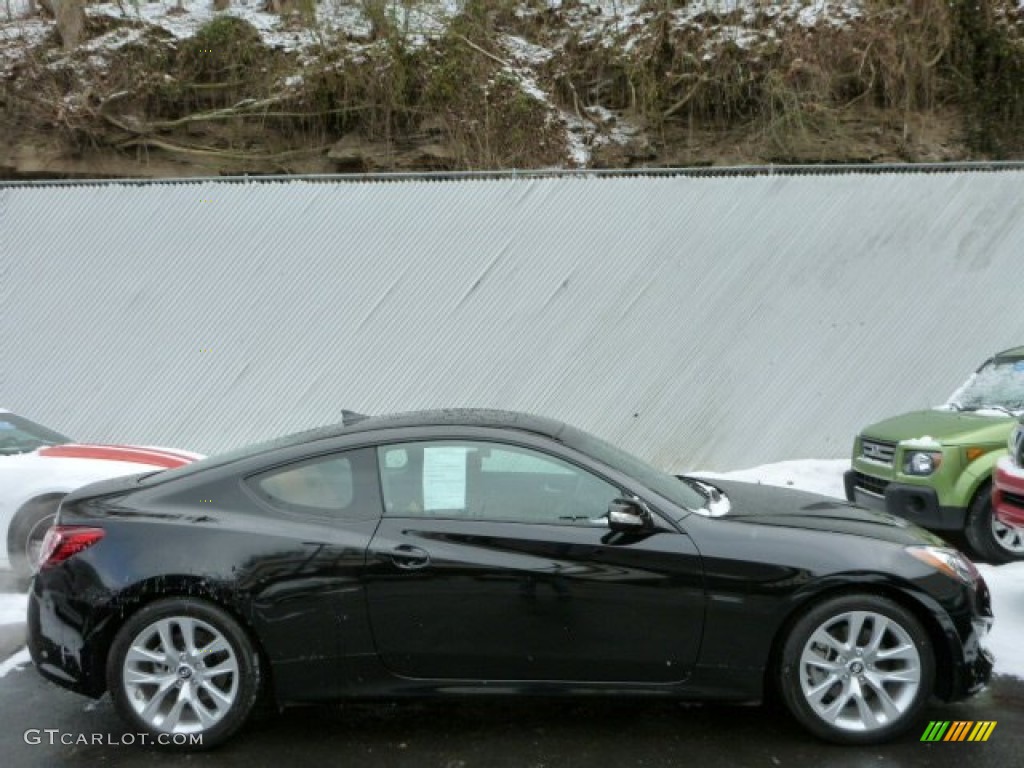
[{"left": 423, "top": 446, "right": 469, "bottom": 511}]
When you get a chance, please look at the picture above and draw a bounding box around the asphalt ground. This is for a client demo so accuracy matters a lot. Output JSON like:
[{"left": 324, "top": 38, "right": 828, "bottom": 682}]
[{"left": 0, "top": 641, "right": 1020, "bottom": 767}]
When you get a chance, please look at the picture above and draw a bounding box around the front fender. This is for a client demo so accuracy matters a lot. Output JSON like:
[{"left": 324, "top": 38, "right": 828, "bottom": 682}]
[
  {"left": 767, "top": 573, "right": 973, "bottom": 701},
  {"left": 954, "top": 448, "right": 1008, "bottom": 504}
]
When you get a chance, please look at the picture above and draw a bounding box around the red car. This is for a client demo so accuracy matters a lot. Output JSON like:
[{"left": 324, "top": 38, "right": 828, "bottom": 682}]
[{"left": 993, "top": 420, "right": 1024, "bottom": 529}]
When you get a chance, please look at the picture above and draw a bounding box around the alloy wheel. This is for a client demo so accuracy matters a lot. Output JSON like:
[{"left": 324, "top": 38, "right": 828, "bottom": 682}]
[
  {"left": 122, "top": 616, "right": 240, "bottom": 734},
  {"left": 798, "top": 610, "right": 921, "bottom": 733},
  {"left": 991, "top": 515, "right": 1024, "bottom": 555}
]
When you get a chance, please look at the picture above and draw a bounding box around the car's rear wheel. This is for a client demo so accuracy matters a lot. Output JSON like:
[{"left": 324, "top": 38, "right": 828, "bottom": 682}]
[
  {"left": 964, "top": 483, "right": 1024, "bottom": 564},
  {"left": 107, "top": 598, "right": 261, "bottom": 750},
  {"left": 7, "top": 494, "right": 64, "bottom": 583},
  {"left": 777, "top": 594, "right": 934, "bottom": 744}
]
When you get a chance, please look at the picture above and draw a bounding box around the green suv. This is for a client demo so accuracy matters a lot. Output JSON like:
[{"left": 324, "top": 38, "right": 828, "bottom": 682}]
[{"left": 844, "top": 346, "right": 1024, "bottom": 563}]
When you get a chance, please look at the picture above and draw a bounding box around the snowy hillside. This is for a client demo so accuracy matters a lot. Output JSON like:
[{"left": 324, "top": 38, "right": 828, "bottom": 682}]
[{"left": 1, "top": 0, "right": 1022, "bottom": 177}]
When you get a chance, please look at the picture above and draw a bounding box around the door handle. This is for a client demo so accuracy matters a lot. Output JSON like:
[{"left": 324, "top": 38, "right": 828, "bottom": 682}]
[{"left": 390, "top": 545, "right": 430, "bottom": 570}]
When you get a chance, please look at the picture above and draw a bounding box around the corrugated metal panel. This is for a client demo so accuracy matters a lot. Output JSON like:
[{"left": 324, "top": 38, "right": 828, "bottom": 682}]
[{"left": 2, "top": 170, "right": 1023, "bottom": 471}]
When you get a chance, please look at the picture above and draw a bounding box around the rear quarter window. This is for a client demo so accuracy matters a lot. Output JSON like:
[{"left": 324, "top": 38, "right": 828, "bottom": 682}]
[{"left": 245, "top": 448, "right": 381, "bottom": 521}]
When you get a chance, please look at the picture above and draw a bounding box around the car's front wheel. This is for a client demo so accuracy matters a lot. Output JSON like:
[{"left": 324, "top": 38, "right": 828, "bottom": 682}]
[
  {"left": 107, "top": 598, "right": 262, "bottom": 750},
  {"left": 777, "top": 594, "right": 934, "bottom": 744}
]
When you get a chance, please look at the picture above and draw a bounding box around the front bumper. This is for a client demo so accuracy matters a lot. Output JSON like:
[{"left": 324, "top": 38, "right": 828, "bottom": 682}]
[
  {"left": 844, "top": 470, "right": 966, "bottom": 530},
  {"left": 952, "top": 581, "right": 995, "bottom": 700},
  {"left": 963, "top": 633, "right": 995, "bottom": 696},
  {"left": 993, "top": 460, "right": 1024, "bottom": 528}
]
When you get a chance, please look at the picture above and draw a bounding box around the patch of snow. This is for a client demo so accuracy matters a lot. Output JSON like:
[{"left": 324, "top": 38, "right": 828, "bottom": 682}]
[
  {"left": 82, "top": 26, "right": 144, "bottom": 52},
  {"left": 714, "top": 25, "right": 761, "bottom": 49},
  {"left": 661, "top": 0, "right": 860, "bottom": 28},
  {"left": 86, "top": 53, "right": 109, "bottom": 70},
  {"left": 977, "top": 563, "right": 1024, "bottom": 679},
  {"left": 497, "top": 31, "right": 642, "bottom": 168},
  {"left": 0, "top": 593, "right": 27, "bottom": 625},
  {"left": 1, "top": 0, "right": 33, "bottom": 22},
  {"left": 584, "top": 104, "right": 615, "bottom": 124},
  {"left": 796, "top": 2, "right": 827, "bottom": 27},
  {"left": 693, "top": 458, "right": 849, "bottom": 500},
  {"left": 560, "top": 111, "right": 591, "bottom": 168},
  {"left": 501, "top": 33, "right": 554, "bottom": 66},
  {"left": 495, "top": 34, "right": 593, "bottom": 169},
  {"left": 512, "top": 70, "right": 549, "bottom": 104},
  {"left": 81, "top": 0, "right": 462, "bottom": 52},
  {"left": 0, "top": 16, "right": 49, "bottom": 47},
  {"left": 0, "top": 647, "right": 31, "bottom": 679},
  {"left": 901, "top": 436, "right": 942, "bottom": 449}
]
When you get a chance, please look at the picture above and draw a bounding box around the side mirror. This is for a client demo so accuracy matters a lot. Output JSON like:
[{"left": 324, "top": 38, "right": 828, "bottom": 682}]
[{"left": 607, "top": 498, "right": 648, "bottom": 532}]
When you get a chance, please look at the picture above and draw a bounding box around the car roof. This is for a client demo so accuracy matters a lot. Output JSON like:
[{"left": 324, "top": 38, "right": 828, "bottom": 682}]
[
  {"left": 141, "top": 409, "right": 572, "bottom": 485},
  {"left": 339, "top": 408, "right": 566, "bottom": 438}
]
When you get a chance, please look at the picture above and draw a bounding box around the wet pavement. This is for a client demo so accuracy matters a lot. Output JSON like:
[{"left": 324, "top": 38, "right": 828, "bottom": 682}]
[{"left": 0, "top": 644, "right": 1021, "bottom": 768}]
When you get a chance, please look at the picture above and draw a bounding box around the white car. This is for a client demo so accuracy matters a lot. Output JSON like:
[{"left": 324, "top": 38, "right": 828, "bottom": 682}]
[{"left": 0, "top": 409, "right": 203, "bottom": 579}]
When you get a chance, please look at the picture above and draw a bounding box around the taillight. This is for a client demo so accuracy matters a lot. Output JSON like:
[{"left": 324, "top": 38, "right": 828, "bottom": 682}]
[{"left": 38, "top": 526, "right": 105, "bottom": 568}]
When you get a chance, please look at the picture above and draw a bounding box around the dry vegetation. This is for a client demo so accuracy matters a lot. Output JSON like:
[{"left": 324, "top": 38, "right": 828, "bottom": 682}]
[{"left": 1, "top": 0, "right": 1022, "bottom": 178}]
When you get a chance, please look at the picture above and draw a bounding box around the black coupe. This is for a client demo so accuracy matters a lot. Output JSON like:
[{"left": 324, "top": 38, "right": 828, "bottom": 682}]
[{"left": 28, "top": 410, "right": 994, "bottom": 748}]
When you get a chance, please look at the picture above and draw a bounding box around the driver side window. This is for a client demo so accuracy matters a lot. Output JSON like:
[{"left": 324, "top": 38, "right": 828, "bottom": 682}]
[{"left": 377, "top": 441, "right": 621, "bottom": 525}]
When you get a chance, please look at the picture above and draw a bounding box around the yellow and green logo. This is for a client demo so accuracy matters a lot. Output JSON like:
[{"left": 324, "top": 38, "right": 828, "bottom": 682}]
[{"left": 921, "top": 720, "right": 996, "bottom": 742}]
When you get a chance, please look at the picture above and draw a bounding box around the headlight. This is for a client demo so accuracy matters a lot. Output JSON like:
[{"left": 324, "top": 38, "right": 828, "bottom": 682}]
[
  {"left": 903, "top": 451, "right": 942, "bottom": 475},
  {"left": 907, "top": 545, "right": 979, "bottom": 583}
]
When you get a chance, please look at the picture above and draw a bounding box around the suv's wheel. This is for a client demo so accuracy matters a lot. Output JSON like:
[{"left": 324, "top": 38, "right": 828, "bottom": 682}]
[
  {"left": 964, "top": 483, "right": 1024, "bottom": 564},
  {"left": 7, "top": 495, "right": 64, "bottom": 583},
  {"left": 777, "top": 594, "right": 934, "bottom": 744},
  {"left": 107, "top": 598, "right": 261, "bottom": 750}
]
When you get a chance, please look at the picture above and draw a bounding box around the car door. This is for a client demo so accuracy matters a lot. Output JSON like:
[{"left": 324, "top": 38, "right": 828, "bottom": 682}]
[{"left": 364, "top": 438, "right": 704, "bottom": 684}]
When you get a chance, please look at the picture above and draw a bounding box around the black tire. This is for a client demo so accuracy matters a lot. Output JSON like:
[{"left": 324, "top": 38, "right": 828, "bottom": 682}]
[
  {"left": 107, "top": 598, "right": 262, "bottom": 750},
  {"left": 7, "top": 495, "right": 63, "bottom": 583},
  {"left": 964, "top": 483, "right": 1024, "bottom": 564},
  {"left": 777, "top": 594, "right": 935, "bottom": 745}
]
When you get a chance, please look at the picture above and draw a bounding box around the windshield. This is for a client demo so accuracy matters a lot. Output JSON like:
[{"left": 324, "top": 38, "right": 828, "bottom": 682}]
[
  {"left": 947, "top": 357, "right": 1024, "bottom": 414},
  {"left": 0, "top": 413, "right": 72, "bottom": 456},
  {"left": 561, "top": 425, "right": 706, "bottom": 512}
]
